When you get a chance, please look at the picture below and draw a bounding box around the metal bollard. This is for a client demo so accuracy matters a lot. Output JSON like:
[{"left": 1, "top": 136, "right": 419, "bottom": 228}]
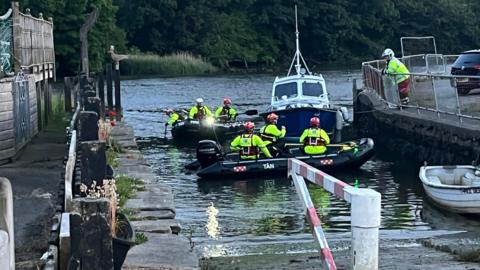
[{"left": 0, "top": 177, "right": 15, "bottom": 269}]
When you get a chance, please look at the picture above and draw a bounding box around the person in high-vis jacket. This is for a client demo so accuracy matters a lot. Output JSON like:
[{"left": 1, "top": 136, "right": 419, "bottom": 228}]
[
  {"left": 215, "top": 98, "right": 237, "bottom": 122},
  {"left": 299, "top": 117, "right": 330, "bottom": 155},
  {"left": 230, "top": 122, "right": 272, "bottom": 159},
  {"left": 382, "top": 48, "right": 410, "bottom": 104},
  {"left": 165, "top": 109, "right": 186, "bottom": 126},
  {"left": 189, "top": 98, "right": 213, "bottom": 120},
  {"left": 260, "top": 113, "right": 286, "bottom": 156}
]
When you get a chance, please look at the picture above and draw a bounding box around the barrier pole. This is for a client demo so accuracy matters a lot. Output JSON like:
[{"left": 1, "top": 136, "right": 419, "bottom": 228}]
[
  {"left": 0, "top": 177, "right": 15, "bottom": 269},
  {"left": 288, "top": 159, "right": 381, "bottom": 270}
]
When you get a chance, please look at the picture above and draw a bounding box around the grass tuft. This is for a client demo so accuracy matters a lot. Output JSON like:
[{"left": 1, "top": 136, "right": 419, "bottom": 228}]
[
  {"left": 120, "top": 52, "right": 217, "bottom": 77},
  {"left": 115, "top": 175, "right": 144, "bottom": 207}
]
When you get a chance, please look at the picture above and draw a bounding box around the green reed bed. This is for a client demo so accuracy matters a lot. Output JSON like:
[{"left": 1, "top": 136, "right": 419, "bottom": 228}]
[{"left": 120, "top": 52, "right": 217, "bottom": 77}]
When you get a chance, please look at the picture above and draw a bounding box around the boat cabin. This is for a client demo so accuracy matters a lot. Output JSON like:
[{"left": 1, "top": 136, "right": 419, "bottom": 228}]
[{"left": 271, "top": 73, "right": 329, "bottom": 111}]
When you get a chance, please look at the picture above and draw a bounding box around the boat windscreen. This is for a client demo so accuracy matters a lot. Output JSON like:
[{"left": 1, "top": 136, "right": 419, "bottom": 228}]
[
  {"left": 302, "top": 82, "right": 324, "bottom": 96},
  {"left": 274, "top": 82, "right": 298, "bottom": 100}
]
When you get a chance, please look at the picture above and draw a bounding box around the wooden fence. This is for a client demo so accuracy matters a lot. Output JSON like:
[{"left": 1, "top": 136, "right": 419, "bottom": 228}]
[{"left": 0, "top": 2, "right": 55, "bottom": 161}]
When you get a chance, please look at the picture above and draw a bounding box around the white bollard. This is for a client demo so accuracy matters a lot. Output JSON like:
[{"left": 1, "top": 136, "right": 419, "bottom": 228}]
[
  {"left": 0, "top": 230, "right": 10, "bottom": 269},
  {"left": 349, "top": 187, "right": 381, "bottom": 270},
  {"left": 0, "top": 177, "right": 15, "bottom": 270}
]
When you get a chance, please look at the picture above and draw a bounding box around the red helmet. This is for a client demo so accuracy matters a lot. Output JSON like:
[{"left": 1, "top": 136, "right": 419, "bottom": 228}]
[
  {"left": 310, "top": 117, "right": 320, "bottom": 127},
  {"left": 223, "top": 98, "right": 232, "bottom": 106},
  {"left": 267, "top": 113, "right": 279, "bottom": 123},
  {"left": 244, "top": 121, "right": 255, "bottom": 131}
]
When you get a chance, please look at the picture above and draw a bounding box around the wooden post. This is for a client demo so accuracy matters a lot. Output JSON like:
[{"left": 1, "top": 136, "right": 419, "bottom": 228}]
[
  {"left": 64, "top": 77, "right": 73, "bottom": 112},
  {"left": 78, "top": 111, "right": 99, "bottom": 142},
  {"left": 79, "top": 9, "right": 98, "bottom": 77},
  {"left": 11, "top": 2, "right": 21, "bottom": 73},
  {"left": 98, "top": 72, "right": 105, "bottom": 112},
  {"left": 79, "top": 141, "right": 106, "bottom": 188},
  {"left": 114, "top": 68, "right": 121, "bottom": 121},
  {"left": 71, "top": 198, "right": 114, "bottom": 270},
  {"left": 106, "top": 63, "right": 113, "bottom": 112}
]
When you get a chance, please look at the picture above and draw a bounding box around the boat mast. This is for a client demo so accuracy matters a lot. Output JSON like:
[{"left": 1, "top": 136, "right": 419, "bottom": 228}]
[
  {"left": 287, "top": 5, "right": 312, "bottom": 76},
  {"left": 294, "top": 5, "right": 301, "bottom": 75}
]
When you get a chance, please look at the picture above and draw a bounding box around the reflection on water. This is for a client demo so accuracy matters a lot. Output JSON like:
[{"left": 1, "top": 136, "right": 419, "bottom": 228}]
[
  {"left": 124, "top": 75, "right": 479, "bottom": 257},
  {"left": 206, "top": 202, "right": 220, "bottom": 239}
]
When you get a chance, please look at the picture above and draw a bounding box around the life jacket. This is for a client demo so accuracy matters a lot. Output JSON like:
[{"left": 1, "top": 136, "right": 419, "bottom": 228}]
[
  {"left": 260, "top": 124, "right": 277, "bottom": 142},
  {"left": 195, "top": 105, "right": 206, "bottom": 120},
  {"left": 304, "top": 128, "right": 326, "bottom": 146},
  {"left": 239, "top": 134, "right": 259, "bottom": 156},
  {"left": 219, "top": 106, "right": 232, "bottom": 121}
]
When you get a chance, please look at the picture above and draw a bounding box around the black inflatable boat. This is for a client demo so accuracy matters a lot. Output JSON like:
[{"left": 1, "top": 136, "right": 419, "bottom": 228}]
[
  {"left": 171, "top": 119, "right": 244, "bottom": 143},
  {"left": 185, "top": 138, "right": 375, "bottom": 179}
]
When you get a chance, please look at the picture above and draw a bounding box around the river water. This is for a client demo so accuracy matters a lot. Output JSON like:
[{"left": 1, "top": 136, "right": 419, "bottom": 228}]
[{"left": 121, "top": 72, "right": 479, "bottom": 258}]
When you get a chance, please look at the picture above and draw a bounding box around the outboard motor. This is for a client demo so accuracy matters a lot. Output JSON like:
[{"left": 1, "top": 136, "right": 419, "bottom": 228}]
[{"left": 196, "top": 140, "right": 223, "bottom": 168}]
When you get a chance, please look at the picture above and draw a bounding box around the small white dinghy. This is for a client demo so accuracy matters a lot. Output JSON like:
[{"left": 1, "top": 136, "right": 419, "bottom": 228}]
[{"left": 419, "top": 165, "right": 480, "bottom": 214}]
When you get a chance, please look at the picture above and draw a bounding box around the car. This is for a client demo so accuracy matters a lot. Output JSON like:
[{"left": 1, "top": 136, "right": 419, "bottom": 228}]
[{"left": 450, "top": 50, "right": 480, "bottom": 95}]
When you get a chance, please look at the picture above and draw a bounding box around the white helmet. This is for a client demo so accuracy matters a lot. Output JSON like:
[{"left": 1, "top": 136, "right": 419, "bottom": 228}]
[
  {"left": 196, "top": 98, "right": 204, "bottom": 104},
  {"left": 382, "top": 48, "right": 394, "bottom": 60}
]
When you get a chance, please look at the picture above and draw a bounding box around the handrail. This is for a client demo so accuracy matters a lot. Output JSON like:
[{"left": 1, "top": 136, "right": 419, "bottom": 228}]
[
  {"left": 362, "top": 61, "right": 480, "bottom": 121},
  {"left": 64, "top": 130, "right": 76, "bottom": 212},
  {"left": 0, "top": 177, "right": 15, "bottom": 269},
  {"left": 288, "top": 159, "right": 381, "bottom": 270},
  {"left": 64, "top": 101, "right": 80, "bottom": 211}
]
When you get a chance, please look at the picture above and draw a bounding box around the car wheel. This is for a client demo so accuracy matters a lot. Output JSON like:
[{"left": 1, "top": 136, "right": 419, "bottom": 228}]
[{"left": 457, "top": 87, "right": 470, "bottom": 96}]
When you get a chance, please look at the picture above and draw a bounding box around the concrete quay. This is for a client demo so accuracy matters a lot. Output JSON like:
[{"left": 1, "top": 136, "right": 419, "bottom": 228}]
[
  {"left": 109, "top": 121, "right": 198, "bottom": 270},
  {"left": 354, "top": 90, "right": 480, "bottom": 165}
]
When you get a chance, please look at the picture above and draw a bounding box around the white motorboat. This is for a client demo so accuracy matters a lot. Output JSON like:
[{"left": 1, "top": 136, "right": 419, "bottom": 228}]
[
  {"left": 419, "top": 165, "right": 480, "bottom": 214},
  {"left": 261, "top": 6, "right": 348, "bottom": 138}
]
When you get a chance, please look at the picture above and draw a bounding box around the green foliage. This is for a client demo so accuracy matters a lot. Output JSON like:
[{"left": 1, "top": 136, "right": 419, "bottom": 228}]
[
  {"left": 135, "top": 232, "right": 148, "bottom": 245},
  {"left": 115, "top": 175, "right": 144, "bottom": 207},
  {"left": 16, "top": 0, "right": 125, "bottom": 76},
  {"left": 47, "top": 91, "right": 67, "bottom": 132},
  {"left": 7, "top": 0, "right": 480, "bottom": 74},
  {"left": 120, "top": 53, "right": 217, "bottom": 76}
]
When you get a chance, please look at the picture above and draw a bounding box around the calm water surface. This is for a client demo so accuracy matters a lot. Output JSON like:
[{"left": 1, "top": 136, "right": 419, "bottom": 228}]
[{"left": 121, "top": 72, "right": 479, "bottom": 257}]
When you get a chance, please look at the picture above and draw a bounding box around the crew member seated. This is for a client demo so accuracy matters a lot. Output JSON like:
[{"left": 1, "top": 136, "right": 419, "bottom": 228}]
[
  {"left": 299, "top": 117, "right": 330, "bottom": 155},
  {"left": 230, "top": 122, "right": 272, "bottom": 160},
  {"left": 164, "top": 109, "right": 186, "bottom": 126},
  {"left": 215, "top": 98, "right": 237, "bottom": 122},
  {"left": 189, "top": 98, "right": 213, "bottom": 120},
  {"left": 260, "top": 113, "right": 286, "bottom": 156}
]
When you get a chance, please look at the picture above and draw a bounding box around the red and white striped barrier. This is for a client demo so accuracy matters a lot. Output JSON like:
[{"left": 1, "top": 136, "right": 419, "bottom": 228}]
[{"left": 288, "top": 158, "right": 381, "bottom": 270}]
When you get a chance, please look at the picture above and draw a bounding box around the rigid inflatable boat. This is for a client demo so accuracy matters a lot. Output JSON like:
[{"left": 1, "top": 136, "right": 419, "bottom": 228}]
[{"left": 185, "top": 138, "right": 374, "bottom": 179}]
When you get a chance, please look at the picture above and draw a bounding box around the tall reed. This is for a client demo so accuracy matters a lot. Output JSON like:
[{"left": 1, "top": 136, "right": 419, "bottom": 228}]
[{"left": 120, "top": 52, "right": 217, "bottom": 77}]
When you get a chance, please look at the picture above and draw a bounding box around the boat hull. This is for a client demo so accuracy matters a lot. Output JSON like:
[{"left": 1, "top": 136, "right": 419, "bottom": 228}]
[
  {"left": 171, "top": 121, "right": 243, "bottom": 143},
  {"left": 261, "top": 107, "right": 337, "bottom": 137},
  {"left": 419, "top": 165, "right": 480, "bottom": 214},
  {"left": 196, "top": 138, "right": 374, "bottom": 179}
]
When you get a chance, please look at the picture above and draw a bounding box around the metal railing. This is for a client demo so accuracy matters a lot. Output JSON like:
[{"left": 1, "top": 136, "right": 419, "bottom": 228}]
[
  {"left": 362, "top": 59, "right": 480, "bottom": 122},
  {"left": 64, "top": 102, "right": 80, "bottom": 212},
  {"left": 288, "top": 159, "right": 381, "bottom": 270},
  {"left": 0, "top": 177, "right": 14, "bottom": 270}
]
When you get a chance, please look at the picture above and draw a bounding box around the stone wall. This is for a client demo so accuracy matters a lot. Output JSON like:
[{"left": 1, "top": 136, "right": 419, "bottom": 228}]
[{"left": 354, "top": 90, "right": 480, "bottom": 165}]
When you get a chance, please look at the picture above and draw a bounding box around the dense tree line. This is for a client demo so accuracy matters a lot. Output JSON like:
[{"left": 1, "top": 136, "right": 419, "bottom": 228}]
[{"left": 1, "top": 0, "right": 479, "bottom": 75}]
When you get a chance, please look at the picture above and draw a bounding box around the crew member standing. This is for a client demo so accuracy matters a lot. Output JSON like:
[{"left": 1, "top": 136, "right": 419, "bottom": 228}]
[{"left": 382, "top": 48, "right": 410, "bottom": 104}]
